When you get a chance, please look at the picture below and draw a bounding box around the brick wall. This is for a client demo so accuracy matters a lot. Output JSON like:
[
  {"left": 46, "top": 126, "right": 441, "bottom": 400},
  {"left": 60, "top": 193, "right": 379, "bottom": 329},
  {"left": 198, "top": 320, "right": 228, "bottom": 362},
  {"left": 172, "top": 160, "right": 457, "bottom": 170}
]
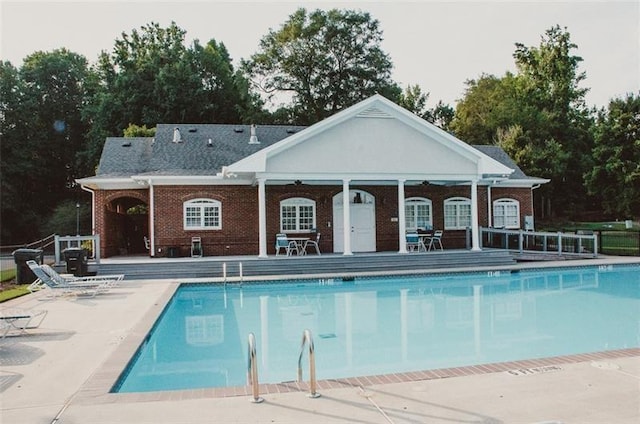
[{"left": 93, "top": 184, "right": 533, "bottom": 257}]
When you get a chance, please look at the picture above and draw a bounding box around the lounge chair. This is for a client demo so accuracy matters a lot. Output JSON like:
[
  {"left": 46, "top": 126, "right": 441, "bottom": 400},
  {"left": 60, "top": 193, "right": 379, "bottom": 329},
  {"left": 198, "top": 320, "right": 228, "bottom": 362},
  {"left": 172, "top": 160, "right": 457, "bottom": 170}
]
[
  {"left": 0, "top": 308, "right": 48, "bottom": 339},
  {"left": 26, "top": 261, "right": 122, "bottom": 297}
]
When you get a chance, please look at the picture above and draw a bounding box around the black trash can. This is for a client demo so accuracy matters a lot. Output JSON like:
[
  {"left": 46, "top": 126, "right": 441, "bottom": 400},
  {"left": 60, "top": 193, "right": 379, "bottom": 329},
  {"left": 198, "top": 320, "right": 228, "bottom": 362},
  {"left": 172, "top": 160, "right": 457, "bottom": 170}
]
[
  {"left": 62, "top": 247, "right": 88, "bottom": 276},
  {"left": 12, "top": 248, "right": 44, "bottom": 284}
]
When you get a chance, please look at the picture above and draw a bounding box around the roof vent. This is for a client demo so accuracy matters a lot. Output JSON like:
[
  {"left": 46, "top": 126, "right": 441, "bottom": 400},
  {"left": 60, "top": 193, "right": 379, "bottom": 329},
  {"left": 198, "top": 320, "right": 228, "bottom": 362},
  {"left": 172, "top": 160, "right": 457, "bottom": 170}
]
[
  {"left": 207, "top": 138, "right": 213, "bottom": 147},
  {"left": 249, "top": 124, "right": 260, "bottom": 144},
  {"left": 233, "top": 127, "right": 244, "bottom": 133},
  {"left": 286, "top": 128, "right": 297, "bottom": 134},
  {"left": 188, "top": 128, "right": 197, "bottom": 133},
  {"left": 172, "top": 127, "right": 183, "bottom": 143},
  {"left": 122, "top": 141, "right": 132, "bottom": 147}
]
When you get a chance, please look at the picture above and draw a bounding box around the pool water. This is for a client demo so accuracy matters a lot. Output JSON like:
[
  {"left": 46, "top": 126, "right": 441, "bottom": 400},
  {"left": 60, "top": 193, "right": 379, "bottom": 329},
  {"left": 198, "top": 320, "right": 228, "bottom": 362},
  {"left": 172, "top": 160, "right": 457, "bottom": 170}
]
[{"left": 114, "top": 265, "right": 640, "bottom": 393}]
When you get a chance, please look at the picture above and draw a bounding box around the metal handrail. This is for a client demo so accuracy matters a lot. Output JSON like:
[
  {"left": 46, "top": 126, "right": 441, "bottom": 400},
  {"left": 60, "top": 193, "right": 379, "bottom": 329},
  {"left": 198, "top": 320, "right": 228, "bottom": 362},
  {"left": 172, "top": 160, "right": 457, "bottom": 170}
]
[
  {"left": 297, "top": 329, "right": 321, "bottom": 398},
  {"left": 247, "top": 333, "right": 263, "bottom": 403}
]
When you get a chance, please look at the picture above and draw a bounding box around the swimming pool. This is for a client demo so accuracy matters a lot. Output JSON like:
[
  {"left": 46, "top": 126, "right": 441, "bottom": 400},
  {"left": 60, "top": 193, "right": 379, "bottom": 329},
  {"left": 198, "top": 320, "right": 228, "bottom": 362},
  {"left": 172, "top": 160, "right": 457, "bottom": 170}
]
[{"left": 114, "top": 264, "right": 639, "bottom": 393}]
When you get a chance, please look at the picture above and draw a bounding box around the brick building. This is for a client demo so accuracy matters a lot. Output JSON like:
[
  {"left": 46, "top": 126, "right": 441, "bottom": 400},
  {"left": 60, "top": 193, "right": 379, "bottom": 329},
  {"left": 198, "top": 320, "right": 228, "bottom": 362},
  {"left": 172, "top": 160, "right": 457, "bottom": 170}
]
[{"left": 77, "top": 95, "right": 548, "bottom": 258}]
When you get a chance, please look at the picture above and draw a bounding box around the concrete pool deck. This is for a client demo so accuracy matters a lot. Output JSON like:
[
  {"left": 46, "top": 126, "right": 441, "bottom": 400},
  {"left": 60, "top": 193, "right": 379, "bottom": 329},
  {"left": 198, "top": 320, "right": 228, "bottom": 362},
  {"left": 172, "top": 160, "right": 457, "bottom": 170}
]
[{"left": 1, "top": 256, "right": 639, "bottom": 424}]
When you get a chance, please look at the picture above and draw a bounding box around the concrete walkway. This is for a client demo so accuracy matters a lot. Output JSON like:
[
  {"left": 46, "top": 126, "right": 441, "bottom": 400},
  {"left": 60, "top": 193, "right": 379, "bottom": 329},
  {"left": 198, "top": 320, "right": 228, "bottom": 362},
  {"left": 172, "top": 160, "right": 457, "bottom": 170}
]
[{"left": 1, "top": 258, "right": 639, "bottom": 424}]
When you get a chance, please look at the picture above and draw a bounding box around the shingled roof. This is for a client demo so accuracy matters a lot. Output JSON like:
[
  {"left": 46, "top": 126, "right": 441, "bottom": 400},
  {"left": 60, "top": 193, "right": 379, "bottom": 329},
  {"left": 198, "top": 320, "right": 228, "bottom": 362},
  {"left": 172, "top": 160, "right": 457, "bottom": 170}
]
[
  {"left": 96, "top": 124, "right": 306, "bottom": 177},
  {"left": 95, "top": 124, "right": 531, "bottom": 179}
]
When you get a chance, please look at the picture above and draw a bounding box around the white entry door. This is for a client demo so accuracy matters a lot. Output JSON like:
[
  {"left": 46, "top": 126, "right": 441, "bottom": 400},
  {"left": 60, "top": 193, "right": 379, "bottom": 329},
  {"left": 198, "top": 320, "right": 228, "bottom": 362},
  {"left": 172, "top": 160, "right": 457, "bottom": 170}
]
[{"left": 333, "top": 191, "right": 376, "bottom": 253}]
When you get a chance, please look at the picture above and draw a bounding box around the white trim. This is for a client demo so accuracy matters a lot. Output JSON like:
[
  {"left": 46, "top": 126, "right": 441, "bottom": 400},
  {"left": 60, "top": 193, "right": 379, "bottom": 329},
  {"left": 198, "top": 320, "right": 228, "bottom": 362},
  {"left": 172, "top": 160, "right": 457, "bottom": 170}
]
[
  {"left": 279, "top": 197, "right": 316, "bottom": 233},
  {"left": 258, "top": 179, "right": 267, "bottom": 258},
  {"left": 444, "top": 197, "right": 472, "bottom": 230},
  {"left": 183, "top": 198, "right": 222, "bottom": 230},
  {"left": 493, "top": 198, "right": 521, "bottom": 229}
]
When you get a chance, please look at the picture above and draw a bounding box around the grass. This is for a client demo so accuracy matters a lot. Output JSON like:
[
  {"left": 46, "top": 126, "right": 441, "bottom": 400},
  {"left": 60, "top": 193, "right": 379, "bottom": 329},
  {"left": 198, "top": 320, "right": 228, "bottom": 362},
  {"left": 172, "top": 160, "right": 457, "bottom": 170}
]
[{"left": 0, "top": 267, "right": 32, "bottom": 302}]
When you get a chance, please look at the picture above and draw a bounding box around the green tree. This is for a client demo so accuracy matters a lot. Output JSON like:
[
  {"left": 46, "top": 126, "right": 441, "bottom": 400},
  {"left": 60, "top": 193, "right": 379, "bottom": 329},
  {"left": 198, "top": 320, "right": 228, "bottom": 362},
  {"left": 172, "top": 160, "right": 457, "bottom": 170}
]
[
  {"left": 81, "top": 22, "right": 263, "bottom": 170},
  {"left": 510, "top": 25, "right": 594, "bottom": 217},
  {"left": 584, "top": 93, "right": 640, "bottom": 218},
  {"left": 1, "top": 50, "right": 94, "bottom": 243},
  {"left": 450, "top": 26, "right": 593, "bottom": 218},
  {"left": 398, "top": 84, "right": 454, "bottom": 130},
  {"left": 123, "top": 123, "right": 156, "bottom": 137},
  {"left": 242, "top": 8, "right": 400, "bottom": 124}
]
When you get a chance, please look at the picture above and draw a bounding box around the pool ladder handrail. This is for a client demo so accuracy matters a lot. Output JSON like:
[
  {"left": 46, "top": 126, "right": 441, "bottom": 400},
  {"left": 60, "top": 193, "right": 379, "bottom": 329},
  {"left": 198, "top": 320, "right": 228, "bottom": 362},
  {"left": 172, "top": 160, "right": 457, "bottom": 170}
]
[
  {"left": 247, "top": 332, "right": 264, "bottom": 403},
  {"left": 297, "top": 329, "right": 321, "bottom": 398},
  {"left": 223, "top": 262, "right": 244, "bottom": 286}
]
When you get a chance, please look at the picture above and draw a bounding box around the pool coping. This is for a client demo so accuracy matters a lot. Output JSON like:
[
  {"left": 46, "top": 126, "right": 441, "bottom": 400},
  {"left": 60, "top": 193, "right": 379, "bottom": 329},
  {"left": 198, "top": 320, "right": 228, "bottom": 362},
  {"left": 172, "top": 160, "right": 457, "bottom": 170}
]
[{"left": 72, "top": 259, "right": 640, "bottom": 405}]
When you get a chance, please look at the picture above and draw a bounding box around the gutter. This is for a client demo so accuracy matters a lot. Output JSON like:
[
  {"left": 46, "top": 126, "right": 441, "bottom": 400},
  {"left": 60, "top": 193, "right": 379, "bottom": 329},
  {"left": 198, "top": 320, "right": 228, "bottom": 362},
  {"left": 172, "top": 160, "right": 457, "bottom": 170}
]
[{"left": 79, "top": 184, "right": 96, "bottom": 235}]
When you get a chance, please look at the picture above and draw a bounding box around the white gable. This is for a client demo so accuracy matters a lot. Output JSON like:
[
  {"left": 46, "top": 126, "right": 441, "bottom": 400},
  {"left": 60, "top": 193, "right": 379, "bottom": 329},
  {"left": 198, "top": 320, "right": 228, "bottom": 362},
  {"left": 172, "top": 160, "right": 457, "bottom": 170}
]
[{"left": 227, "top": 95, "right": 513, "bottom": 181}]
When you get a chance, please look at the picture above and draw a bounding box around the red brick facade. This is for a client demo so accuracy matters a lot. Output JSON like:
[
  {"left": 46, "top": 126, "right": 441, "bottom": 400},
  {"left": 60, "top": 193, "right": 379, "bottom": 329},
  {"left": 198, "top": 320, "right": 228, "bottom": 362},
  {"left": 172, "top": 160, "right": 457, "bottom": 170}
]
[{"left": 94, "top": 184, "right": 534, "bottom": 258}]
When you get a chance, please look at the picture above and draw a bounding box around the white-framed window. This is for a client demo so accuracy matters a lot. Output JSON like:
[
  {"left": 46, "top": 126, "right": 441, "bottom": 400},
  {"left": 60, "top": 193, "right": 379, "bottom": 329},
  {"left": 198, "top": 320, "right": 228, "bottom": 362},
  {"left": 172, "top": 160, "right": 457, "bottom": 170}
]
[
  {"left": 405, "top": 197, "right": 433, "bottom": 231},
  {"left": 493, "top": 198, "right": 520, "bottom": 229},
  {"left": 444, "top": 197, "right": 471, "bottom": 230},
  {"left": 184, "top": 198, "right": 221, "bottom": 230},
  {"left": 280, "top": 197, "right": 316, "bottom": 233}
]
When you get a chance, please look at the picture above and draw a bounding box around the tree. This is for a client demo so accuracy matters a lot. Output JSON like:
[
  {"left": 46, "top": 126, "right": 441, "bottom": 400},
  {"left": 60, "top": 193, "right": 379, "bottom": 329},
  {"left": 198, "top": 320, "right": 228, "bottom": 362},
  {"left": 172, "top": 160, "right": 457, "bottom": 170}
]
[
  {"left": 450, "top": 26, "right": 594, "bottom": 218},
  {"left": 242, "top": 8, "right": 400, "bottom": 124},
  {"left": 584, "top": 93, "right": 640, "bottom": 218},
  {"left": 1, "top": 50, "right": 94, "bottom": 243},
  {"left": 398, "top": 84, "right": 454, "bottom": 130},
  {"left": 510, "top": 25, "right": 594, "bottom": 217},
  {"left": 81, "top": 22, "right": 263, "bottom": 171}
]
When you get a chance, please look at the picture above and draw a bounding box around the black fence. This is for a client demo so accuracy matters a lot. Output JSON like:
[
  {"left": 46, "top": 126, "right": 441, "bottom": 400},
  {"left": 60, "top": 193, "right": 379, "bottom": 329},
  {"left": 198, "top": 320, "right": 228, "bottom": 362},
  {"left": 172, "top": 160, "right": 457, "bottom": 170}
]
[{"left": 595, "top": 230, "right": 640, "bottom": 256}]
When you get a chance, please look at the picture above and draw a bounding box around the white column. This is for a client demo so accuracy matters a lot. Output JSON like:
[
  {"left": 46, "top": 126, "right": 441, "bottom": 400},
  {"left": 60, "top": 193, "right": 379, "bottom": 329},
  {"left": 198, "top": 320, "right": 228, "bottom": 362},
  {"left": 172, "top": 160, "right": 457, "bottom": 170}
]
[
  {"left": 148, "top": 179, "right": 156, "bottom": 256},
  {"left": 258, "top": 178, "right": 267, "bottom": 258},
  {"left": 487, "top": 184, "right": 493, "bottom": 228},
  {"left": 342, "top": 179, "right": 353, "bottom": 255},
  {"left": 398, "top": 179, "right": 407, "bottom": 253},
  {"left": 470, "top": 179, "right": 481, "bottom": 251}
]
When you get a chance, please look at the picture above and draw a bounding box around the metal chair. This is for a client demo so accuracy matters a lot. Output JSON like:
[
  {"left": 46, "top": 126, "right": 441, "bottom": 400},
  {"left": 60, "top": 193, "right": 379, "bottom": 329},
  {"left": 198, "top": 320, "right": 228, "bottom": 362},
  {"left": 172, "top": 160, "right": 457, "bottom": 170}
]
[
  {"left": 427, "top": 230, "right": 444, "bottom": 251},
  {"left": 304, "top": 231, "right": 321, "bottom": 255},
  {"left": 406, "top": 232, "right": 423, "bottom": 252},
  {"left": 191, "top": 237, "right": 203, "bottom": 257},
  {"left": 275, "top": 233, "right": 298, "bottom": 256}
]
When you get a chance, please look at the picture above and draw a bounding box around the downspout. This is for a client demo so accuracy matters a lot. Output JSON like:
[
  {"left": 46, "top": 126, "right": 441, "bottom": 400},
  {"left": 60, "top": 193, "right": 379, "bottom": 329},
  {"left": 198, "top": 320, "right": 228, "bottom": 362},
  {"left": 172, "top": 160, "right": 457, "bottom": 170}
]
[
  {"left": 80, "top": 184, "right": 96, "bottom": 234},
  {"left": 531, "top": 184, "right": 541, "bottom": 227}
]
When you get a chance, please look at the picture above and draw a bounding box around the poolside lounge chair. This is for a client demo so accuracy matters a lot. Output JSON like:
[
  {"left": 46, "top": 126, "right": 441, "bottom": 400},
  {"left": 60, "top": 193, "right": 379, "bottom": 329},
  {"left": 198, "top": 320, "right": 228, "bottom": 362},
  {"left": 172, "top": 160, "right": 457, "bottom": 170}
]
[
  {"left": 26, "top": 261, "right": 122, "bottom": 297},
  {"left": 0, "top": 308, "right": 48, "bottom": 339}
]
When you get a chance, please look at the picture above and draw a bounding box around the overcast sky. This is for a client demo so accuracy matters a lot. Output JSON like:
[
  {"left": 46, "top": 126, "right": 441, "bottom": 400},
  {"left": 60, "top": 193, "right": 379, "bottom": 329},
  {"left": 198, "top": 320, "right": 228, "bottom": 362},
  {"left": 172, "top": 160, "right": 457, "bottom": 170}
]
[{"left": 1, "top": 0, "right": 638, "bottom": 109}]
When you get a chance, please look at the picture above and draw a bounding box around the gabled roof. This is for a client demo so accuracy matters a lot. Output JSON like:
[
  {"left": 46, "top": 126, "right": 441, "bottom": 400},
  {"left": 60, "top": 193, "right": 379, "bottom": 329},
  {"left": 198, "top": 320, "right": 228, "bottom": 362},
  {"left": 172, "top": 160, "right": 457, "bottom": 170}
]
[
  {"left": 80, "top": 95, "right": 547, "bottom": 189},
  {"left": 226, "top": 94, "right": 514, "bottom": 180},
  {"left": 95, "top": 124, "right": 305, "bottom": 177}
]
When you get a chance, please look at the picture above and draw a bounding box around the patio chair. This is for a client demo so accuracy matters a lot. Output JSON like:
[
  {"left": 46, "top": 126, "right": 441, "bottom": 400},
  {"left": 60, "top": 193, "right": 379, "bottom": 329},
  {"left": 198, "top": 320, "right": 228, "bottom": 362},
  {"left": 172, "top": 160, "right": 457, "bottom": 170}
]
[
  {"left": 406, "top": 231, "right": 424, "bottom": 252},
  {"left": 0, "top": 308, "right": 48, "bottom": 339},
  {"left": 275, "top": 233, "right": 298, "bottom": 256},
  {"left": 304, "top": 231, "right": 322, "bottom": 255},
  {"left": 26, "top": 261, "right": 122, "bottom": 297},
  {"left": 427, "top": 230, "right": 444, "bottom": 251},
  {"left": 191, "top": 236, "right": 203, "bottom": 257}
]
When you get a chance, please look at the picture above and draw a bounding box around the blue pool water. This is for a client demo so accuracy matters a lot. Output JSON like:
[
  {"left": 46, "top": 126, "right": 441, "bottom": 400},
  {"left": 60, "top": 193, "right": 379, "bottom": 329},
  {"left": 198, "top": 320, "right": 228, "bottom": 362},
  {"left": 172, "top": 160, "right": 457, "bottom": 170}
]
[{"left": 114, "top": 265, "right": 640, "bottom": 393}]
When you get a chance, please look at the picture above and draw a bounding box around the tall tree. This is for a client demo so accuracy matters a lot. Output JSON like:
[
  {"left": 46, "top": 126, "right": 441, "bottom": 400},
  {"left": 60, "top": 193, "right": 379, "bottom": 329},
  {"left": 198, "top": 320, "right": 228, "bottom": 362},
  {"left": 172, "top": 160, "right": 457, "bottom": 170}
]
[
  {"left": 509, "top": 25, "right": 594, "bottom": 217},
  {"left": 398, "top": 84, "right": 454, "bottom": 130},
  {"left": 584, "top": 93, "right": 640, "bottom": 218},
  {"left": 450, "top": 26, "right": 593, "bottom": 218},
  {"left": 81, "top": 22, "right": 263, "bottom": 171},
  {"left": 1, "top": 50, "right": 94, "bottom": 243},
  {"left": 242, "top": 8, "right": 400, "bottom": 124}
]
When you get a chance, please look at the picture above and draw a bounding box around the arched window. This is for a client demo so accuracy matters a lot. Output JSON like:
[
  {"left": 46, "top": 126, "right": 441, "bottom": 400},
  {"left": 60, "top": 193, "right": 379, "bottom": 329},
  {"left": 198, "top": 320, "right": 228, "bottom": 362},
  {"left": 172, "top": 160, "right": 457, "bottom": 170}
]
[
  {"left": 280, "top": 198, "right": 316, "bottom": 232},
  {"left": 183, "top": 198, "right": 221, "bottom": 230},
  {"left": 405, "top": 197, "right": 433, "bottom": 230},
  {"left": 444, "top": 197, "right": 471, "bottom": 230},
  {"left": 493, "top": 198, "right": 520, "bottom": 229}
]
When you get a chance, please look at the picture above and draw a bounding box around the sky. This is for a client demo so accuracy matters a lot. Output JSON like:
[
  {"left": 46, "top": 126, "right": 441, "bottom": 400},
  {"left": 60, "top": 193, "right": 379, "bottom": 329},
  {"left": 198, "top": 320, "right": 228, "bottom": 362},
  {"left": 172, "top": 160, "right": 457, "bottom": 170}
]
[{"left": 1, "top": 0, "right": 638, "bottom": 109}]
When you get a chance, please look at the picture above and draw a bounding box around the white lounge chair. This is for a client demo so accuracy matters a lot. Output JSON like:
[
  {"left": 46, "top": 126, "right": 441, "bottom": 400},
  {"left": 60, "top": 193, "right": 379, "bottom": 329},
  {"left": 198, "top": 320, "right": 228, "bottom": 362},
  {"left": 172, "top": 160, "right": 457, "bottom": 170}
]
[
  {"left": 26, "top": 261, "right": 122, "bottom": 297},
  {"left": 275, "top": 233, "right": 298, "bottom": 256},
  {"left": 0, "top": 308, "right": 48, "bottom": 339}
]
